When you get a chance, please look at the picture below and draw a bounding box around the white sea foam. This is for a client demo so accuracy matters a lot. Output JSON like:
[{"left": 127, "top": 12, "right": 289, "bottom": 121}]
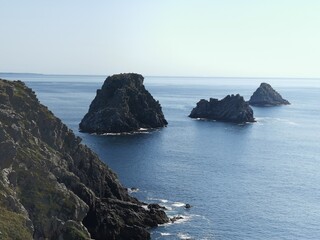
[
  {"left": 127, "top": 188, "right": 139, "bottom": 193},
  {"left": 102, "top": 132, "right": 122, "bottom": 136},
  {"left": 177, "top": 233, "right": 193, "bottom": 239},
  {"left": 164, "top": 206, "right": 173, "bottom": 211},
  {"left": 175, "top": 215, "right": 192, "bottom": 223},
  {"left": 141, "top": 205, "right": 149, "bottom": 210},
  {"left": 160, "top": 232, "right": 172, "bottom": 236},
  {"left": 194, "top": 118, "right": 215, "bottom": 122},
  {"left": 94, "top": 129, "right": 152, "bottom": 136},
  {"left": 147, "top": 197, "right": 169, "bottom": 203},
  {"left": 172, "top": 202, "right": 186, "bottom": 207},
  {"left": 167, "top": 214, "right": 192, "bottom": 224}
]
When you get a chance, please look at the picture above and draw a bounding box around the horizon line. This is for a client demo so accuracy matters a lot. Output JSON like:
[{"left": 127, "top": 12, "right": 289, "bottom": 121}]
[{"left": 1, "top": 72, "right": 320, "bottom": 80}]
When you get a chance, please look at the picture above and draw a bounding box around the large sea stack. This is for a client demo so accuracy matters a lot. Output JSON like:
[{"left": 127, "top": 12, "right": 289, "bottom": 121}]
[
  {"left": 189, "top": 94, "right": 255, "bottom": 123},
  {"left": 0, "top": 79, "right": 168, "bottom": 239},
  {"left": 249, "top": 82, "right": 290, "bottom": 106},
  {"left": 79, "top": 73, "right": 167, "bottom": 134}
]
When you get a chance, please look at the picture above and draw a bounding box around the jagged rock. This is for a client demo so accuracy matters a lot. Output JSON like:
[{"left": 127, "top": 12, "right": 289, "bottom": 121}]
[
  {"left": 170, "top": 216, "right": 184, "bottom": 223},
  {"left": 249, "top": 83, "right": 290, "bottom": 106},
  {"left": 148, "top": 203, "right": 167, "bottom": 210},
  {"left": 83, "top": 198, "right": 168, "bottom": 239},
  {"left": 189, "top": 94, "right": 255, "bottom": 123},
  {"left": 0, "top": 79, "right": 168, "bottom": 239},
  {"left": 79, "top": 73, "right": 168, "bottom": 134}
]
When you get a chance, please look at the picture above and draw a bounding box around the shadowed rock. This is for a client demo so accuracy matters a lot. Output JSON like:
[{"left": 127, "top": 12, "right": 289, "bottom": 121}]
[
  {"left": 79, "top": 73, "right": 167, "bottom": 134},
  {"left": 189, "top": 94, "right": 255, "bottom": 123},
  {"left": 0, "top": 79, "right": 168, "bottom": 239},
  {"left": 249, "top": 83, "right": 290, "bottom": 106}
]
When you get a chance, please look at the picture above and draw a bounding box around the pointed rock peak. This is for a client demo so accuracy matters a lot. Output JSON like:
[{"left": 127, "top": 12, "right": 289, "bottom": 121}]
[
  {"left": 260, "top": 82, "right": 271, "bottom": 87},
  {"left": 249, "top": 82, "right": 290, "bottom": 106}
]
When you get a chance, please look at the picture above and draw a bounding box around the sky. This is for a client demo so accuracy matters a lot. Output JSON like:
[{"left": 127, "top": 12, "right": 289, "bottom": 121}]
[{"left": 1, "top": 0, "right": 320, "bottom": 77}]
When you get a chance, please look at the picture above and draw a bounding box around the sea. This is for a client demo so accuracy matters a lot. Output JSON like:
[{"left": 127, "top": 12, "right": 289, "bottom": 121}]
[{"left": 1, "top": 73, "right": 320, "bottom": 240}]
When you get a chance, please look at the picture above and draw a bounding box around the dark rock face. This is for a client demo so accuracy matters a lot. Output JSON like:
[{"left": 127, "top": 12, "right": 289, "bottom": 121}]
[
  {"left": 189, "top": 94, "right": 255, "bottom": 123},
  {"left": 0, "top": 79, "right": 168, "bottom": 239},
  {"left": 79, "top": 73, "right": 167, "bottom": 134},
  {"left": 249, "top": 83, "right": 290, "bottom": 106}
]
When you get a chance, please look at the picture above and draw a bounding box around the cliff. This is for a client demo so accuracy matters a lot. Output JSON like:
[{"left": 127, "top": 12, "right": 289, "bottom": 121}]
[
  {"left": 0, "top": 79, "right": 168, "bottom": 239},
  {"left": 189, "top": 94, "right": 255, "bottom": 123},
  {"left": 79, "top": 73, "right": 167, "bottom": 134},
  {"left": 248, "top": 83, "right": 290, "bottom": 106}
]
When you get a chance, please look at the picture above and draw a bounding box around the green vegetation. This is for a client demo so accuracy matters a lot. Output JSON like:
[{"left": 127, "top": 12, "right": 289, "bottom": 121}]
[
  {"left": 16, "top": 165, "right": 76, "bottom": 221},
  {"left": 0, "top": 206, "right": 33, "bottom": 240},
  {"left": 62, "top": 225, "right": 89, "bottom": 240}
]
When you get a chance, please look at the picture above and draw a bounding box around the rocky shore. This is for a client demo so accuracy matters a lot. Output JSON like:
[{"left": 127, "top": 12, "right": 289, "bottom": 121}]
[
  {"left": 79, "top": 73, "right": 167, "bottom": 134},
  {"left": 0, "top": 79, "right": 168, "bottom": 239},
  {"left": 249, "top": 83, "right": 290, "bottom": 106},
  {"left": 189, "top": 94, "right": 255, "bottom": 123}
]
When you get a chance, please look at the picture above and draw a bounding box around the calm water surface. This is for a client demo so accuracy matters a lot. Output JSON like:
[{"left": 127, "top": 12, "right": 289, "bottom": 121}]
[{"left": 2, "top": 74, "right": 320, "bottom": 240}]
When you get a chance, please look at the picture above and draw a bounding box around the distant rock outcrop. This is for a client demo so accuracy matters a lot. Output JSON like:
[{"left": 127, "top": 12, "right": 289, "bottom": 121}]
[
  {"left": 189, "top": 94, "right": 255, "bottom": 123},
  {"left": 249, "top": 83, "right": 290, "bottom": 106},
  {"left": 79, "top": 73, "right": 167, "bottom": 134},
  {"left": 0, "top": 79, "right": 168, "bottom": 239}
]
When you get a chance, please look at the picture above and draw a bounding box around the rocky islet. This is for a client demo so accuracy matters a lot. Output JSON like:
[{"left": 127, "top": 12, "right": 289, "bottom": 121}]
[
  {"left": 189, "top": 94, "right": 255, "bottom": 123},
  {"left": 249, "top": 82, "right": 290, "bottom": 106},
  {"left": 79, "top": 73, "right": 167, "bottom": 134},
  {"left": 189, "top": 82, "right": 290, "bottom": 124}
]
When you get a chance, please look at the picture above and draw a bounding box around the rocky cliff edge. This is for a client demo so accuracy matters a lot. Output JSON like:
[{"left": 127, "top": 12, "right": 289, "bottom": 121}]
[{"left": 0, "top": 79, "right": 168, "bottom": 239}]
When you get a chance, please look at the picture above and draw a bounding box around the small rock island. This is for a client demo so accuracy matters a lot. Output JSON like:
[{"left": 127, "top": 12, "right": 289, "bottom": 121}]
[
  {"left": 189, "top": 94, "right": 255, "bottom": 123},
  {"left": 79, "top": 73, "right": 168, "bottom": 134},
  {"left": 0, "top": 79, "right": 168, "bottom": 239},
  {"left": 249, "top": 82, "right": 290, "bottom": 106}
]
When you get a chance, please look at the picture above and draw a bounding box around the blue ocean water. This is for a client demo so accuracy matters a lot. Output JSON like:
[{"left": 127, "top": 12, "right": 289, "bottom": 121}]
[{"left": 2, "top": 73, "right": 320, "bottom": 240}]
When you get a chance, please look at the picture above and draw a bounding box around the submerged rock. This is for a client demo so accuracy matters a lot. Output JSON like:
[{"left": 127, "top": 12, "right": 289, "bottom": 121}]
[
  {"left": 189, "top": 94, "right": 255, "bottom": 123},
  {"left": 0, "top": 79, "right": 168, "bottom": 239},
  {"left": 79, "top": 73, "right": 167, "bottom": 134},
  {"left": 185, "top": 203, "right": 192, "bottom": 209},
  {"left": 249, "top": 83, "right": 290, "bottom": 106},
  {"left": 170, "top": 216, "right": 184, "bottom": 223}
]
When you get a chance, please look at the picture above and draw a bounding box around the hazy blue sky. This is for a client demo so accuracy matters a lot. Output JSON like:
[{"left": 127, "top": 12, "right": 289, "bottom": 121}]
[{"left": 1, "top": 1, "right": 320, "bottom": 77}]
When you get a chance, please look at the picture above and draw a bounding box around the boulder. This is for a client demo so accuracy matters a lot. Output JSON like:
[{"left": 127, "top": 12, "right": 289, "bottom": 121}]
[
  {"left": 189, "top": 94, "right": 255, "bottom": 123},
  {"left": 249, "top": 83, "right": 290, "bottom": 106},
  {"left": 79, "top": 73, "right": 167, "bottom": 134}
]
